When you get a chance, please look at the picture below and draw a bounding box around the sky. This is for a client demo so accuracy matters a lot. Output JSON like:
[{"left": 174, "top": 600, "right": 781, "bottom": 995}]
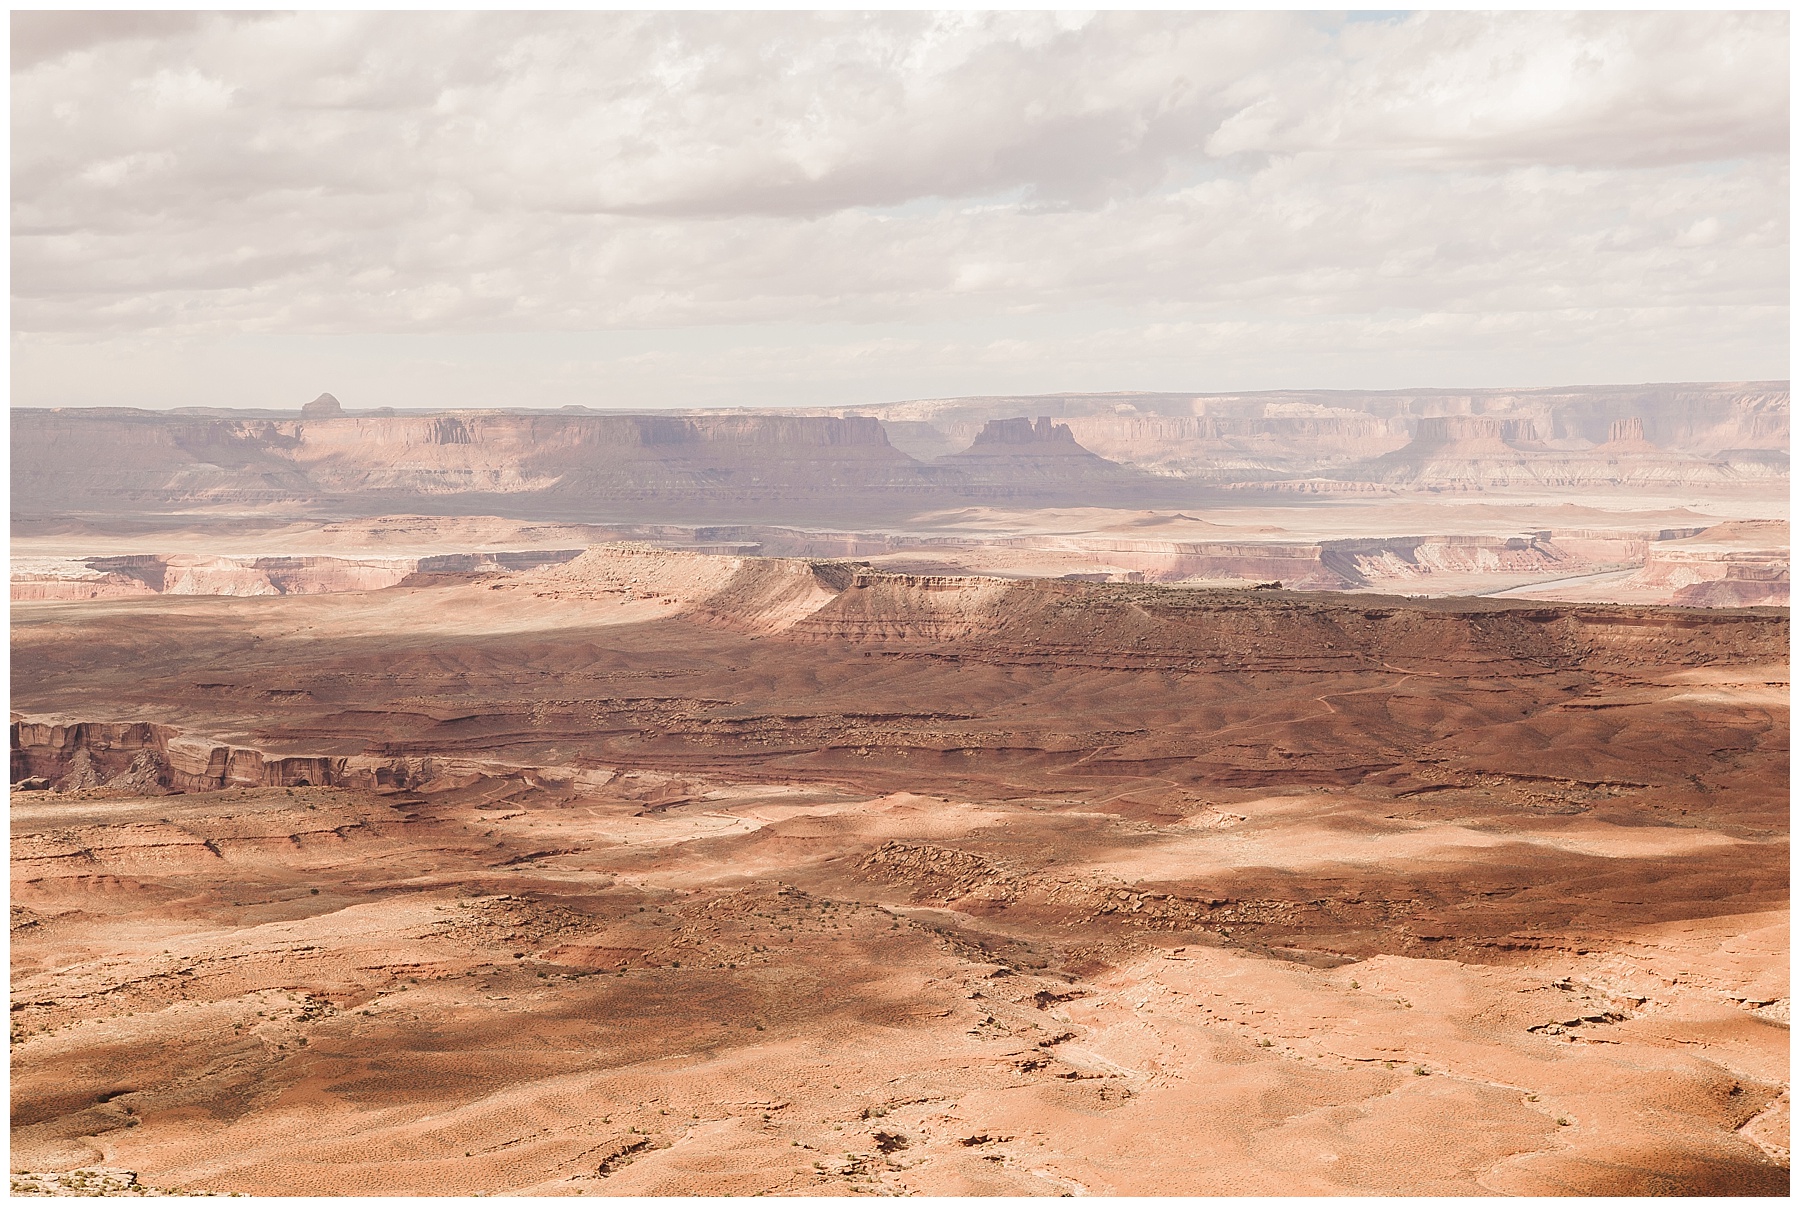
[{"left": 10, "top": 9, "right": 1790, "bottom": 411}]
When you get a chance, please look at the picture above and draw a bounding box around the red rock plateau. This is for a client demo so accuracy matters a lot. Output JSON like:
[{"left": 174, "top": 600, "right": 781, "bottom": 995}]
[{"left": 11, "top": 544, "right": 1790, "bottom": 1196}]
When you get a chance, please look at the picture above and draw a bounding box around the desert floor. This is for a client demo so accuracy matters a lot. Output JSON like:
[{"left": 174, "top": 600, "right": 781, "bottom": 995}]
[{"left": 10, "top": 545, "right": 1790, "bottom": 1196}]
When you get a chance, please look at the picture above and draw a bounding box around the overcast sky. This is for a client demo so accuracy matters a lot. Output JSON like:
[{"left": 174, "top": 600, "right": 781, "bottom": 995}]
[{"left": 11, "top": 9, "right": 1790, "bottom": 411}]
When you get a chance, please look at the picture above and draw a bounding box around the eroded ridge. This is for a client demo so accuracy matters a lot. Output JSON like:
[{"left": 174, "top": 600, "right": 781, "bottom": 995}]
[{"left": 10, "top": 553, "right": 1789, "bottom": 1196}]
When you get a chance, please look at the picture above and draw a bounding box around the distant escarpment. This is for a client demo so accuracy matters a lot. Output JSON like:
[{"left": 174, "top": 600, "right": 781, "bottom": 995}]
[
  {"left": 11, "top": 408, "right": 1164, "bottom": 520},
  {"left": 1346, "top": 414, "right": 1757, "bottom": 489},
  {"left": 866, "top": 381, "right": 1788, "bottom": 487},
  {"left": 14, "top": 380, "right": 1786, "bottom": 525}
]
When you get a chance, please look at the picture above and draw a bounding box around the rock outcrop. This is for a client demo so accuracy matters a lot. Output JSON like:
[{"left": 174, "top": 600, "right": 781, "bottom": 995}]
[
  {"left": 1599, "top": 416, "right": 1657, "bottom": 451},
  {"left": 300, "top": 393, "right": 346, "bottom": 420},
  {"left": 935, "top": 415, "right": 1137, "bottom": 490},
  {"left": 964, "top": 416, "right": 1084, "bottom": 450}
]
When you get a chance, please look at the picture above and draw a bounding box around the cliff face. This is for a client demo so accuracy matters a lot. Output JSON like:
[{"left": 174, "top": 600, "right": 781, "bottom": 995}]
[{"left": 10, "top": 719, "right": 343, "bottom": 793}]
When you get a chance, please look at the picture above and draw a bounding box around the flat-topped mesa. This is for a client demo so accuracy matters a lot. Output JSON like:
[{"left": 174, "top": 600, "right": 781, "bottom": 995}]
[
  {"left": 1598, "top": 416, "right": 1660, "bottom": 452},
  {"left": 967, "top": 415, "right": 1083, "bottom": 450},
  {"left": 941, "top": 416, "right": 1138, "bottom": 491},
  {"left": 300, "top": 392, "right": 345, "bottom": 419}
]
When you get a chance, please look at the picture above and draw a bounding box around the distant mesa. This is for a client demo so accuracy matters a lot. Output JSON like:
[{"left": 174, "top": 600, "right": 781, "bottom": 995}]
[
  {"left": 968, "top": 415, "right": 1082, "bottom": 450},
  {"left": 1340, "top": 408, "right": 1740, "bottom": 488},
  {"left": 949, "top": 416, "right": 1120, "bottom": 468},
  {"left": 301, "top": 393, "right": 345, "bottom": 419},
  {"left": 939, "top": 414, "right": 1140, "bottom": 493},
  {"left": 8, "top": 384, "right": 1783, "bottom": 519},
  {"left": 1598, "top": 416, "right": 1658, "bottom": 452}
]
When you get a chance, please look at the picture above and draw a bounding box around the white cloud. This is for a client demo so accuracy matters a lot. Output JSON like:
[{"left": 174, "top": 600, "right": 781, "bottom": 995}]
[
  {"left": 8, "top": 10, "right": 1788, "bottom": 405},
  {"left": 1208, "top": 12, "right": 1786, "bottom": 168}
]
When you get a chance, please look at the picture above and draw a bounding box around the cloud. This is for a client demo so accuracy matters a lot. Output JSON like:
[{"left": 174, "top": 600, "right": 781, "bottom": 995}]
[
  {"left": 1206, "top": 11, "right": 1788, "bottom": 168},
  {"left": 11, "top": 10, "right": 213, "bottom": 72},
  {"left": 9, "top": 11, "right": 1788, "bottom": 403}
]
